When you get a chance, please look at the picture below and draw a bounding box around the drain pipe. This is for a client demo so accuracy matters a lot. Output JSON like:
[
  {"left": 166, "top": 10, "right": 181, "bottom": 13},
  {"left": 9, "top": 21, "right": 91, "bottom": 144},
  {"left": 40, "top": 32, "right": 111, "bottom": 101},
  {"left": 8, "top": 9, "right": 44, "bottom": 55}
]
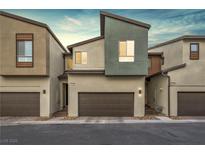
[{"left": 161, "top": 72, "right": 171, "bottom": 117}]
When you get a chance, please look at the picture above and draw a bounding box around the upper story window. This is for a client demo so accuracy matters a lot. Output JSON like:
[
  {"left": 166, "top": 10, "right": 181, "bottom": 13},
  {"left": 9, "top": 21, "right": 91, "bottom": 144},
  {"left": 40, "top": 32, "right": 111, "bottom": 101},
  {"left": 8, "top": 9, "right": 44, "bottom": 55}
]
[
  {"left": 190, "top": 43, "right": 199, "bottom": 60},
  {"left": 16, "top": 34, "right": 33, "bottom": 67},
  {"left": 119, "top": 40, "right": 135, "bottom": 62},
  {"left": 75, "top": 51, "right": 87, "bottom": 64}
]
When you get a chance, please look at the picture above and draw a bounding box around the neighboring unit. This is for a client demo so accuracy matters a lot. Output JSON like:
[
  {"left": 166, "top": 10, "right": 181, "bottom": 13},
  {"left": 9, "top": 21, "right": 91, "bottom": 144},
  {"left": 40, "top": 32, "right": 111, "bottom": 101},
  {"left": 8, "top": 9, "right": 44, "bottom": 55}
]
[
  {"left": 0, "top": 11, "right": 67, "bottom": 117},
  {"left": 60, "top": 11, "right": 151, "bottom": 117},
  {"left": 147, "top": 35, "right": 205, "bottom": 116}
]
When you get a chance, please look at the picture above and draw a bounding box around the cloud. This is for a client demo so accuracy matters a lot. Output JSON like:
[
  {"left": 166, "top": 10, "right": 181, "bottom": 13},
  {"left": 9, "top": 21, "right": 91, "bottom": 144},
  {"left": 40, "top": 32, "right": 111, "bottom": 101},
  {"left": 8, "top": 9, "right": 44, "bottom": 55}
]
[
  {"left": 64, "top": 16, "right": 82, "bottom": 26},
  {"left": 147, "top": 10, "right": 205, "bottom": 47},
  {"left": 56, "top": 14, "right": 100, "bottom": 46},
  {"left": 3, "top": 9, "right": 205, "bottom": 48}
]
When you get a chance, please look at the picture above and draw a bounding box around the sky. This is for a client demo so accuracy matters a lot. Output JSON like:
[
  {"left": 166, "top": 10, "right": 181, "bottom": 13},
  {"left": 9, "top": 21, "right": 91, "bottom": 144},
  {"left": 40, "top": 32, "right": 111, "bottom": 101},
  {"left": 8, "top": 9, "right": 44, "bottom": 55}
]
[{"left": 2, "top": 9, "right": 205, "bottom": 48}]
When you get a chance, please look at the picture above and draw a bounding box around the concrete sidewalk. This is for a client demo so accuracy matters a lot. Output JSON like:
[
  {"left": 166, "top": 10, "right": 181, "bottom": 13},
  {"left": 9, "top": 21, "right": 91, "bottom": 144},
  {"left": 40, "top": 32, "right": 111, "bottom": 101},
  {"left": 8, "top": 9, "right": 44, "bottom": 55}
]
[{"left": 1, "top": 116, "right": 205, "bottom": 126}]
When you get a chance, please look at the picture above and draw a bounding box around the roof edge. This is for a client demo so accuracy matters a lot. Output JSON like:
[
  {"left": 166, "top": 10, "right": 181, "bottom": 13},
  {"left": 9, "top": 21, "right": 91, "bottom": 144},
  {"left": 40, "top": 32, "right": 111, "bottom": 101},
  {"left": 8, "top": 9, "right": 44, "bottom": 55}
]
[
  {"left": 147, "top": 63, "right": 186, "bottom": 79},
  {"left": 148, "top": 52, "right": 163, "bottom": 56},
  {"left": 67, "top": 36, "right": 104, "bottom": 52},
  {"left": 0, "top": 11, "right": 68, "bottom": 53},
  {"left": 66, "top": 69, "right": 105, "bottom": 74},
  {"left": 149, "top": 35, "right": 205, "bottom": 50},
  {"left": 100, "top": 11, "right": 151, "bottom": 30}
]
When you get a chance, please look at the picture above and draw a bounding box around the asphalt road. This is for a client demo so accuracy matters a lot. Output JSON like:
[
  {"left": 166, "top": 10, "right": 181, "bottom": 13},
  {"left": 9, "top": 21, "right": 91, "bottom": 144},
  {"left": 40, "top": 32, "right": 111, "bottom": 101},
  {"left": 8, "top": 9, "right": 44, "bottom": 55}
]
[{"left": 1, "top": 123, "right": 205, "bottom": 145}]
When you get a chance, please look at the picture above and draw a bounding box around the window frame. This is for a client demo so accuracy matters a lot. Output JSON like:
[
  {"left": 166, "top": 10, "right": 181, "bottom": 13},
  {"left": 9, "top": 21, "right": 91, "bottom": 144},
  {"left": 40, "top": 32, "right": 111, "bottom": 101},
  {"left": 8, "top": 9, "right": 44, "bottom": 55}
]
[
  {"left": 118, "top": 40, "right": 135, "bottom": 62},
  {"left": 190, "top": 43, "right": 199, "bottom": 60},
  {"left": 16, "top": 33, "right": 34, "bottom": 67},
  {"left": 75, "top": 51, "right": 87, "bottom": 64}
]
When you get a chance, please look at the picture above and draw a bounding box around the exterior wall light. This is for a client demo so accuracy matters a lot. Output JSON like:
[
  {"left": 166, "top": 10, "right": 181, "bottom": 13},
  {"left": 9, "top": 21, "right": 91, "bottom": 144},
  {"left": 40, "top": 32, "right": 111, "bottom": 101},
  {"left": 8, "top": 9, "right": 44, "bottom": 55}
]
[{"left": 138, "top": 88, "right": 142, "bottom": 97}]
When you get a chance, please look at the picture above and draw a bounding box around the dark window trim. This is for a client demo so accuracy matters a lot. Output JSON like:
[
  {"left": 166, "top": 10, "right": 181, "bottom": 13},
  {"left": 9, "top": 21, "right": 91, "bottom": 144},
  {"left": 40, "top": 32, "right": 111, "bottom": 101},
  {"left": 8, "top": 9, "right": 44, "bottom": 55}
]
[
  {"left": 16, "top": 33, "right": 34, "bottom": 67},
  {"left": 190, "top": 43, "right": 199, "bottom": 60}
]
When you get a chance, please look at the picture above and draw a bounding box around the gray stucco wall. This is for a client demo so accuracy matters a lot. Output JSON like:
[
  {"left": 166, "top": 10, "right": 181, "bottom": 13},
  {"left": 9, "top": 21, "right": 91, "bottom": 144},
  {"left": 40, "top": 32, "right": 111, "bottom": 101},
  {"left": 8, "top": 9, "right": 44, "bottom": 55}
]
[{"left": 104, "top": 17, "right": 149, "bottom": 75}]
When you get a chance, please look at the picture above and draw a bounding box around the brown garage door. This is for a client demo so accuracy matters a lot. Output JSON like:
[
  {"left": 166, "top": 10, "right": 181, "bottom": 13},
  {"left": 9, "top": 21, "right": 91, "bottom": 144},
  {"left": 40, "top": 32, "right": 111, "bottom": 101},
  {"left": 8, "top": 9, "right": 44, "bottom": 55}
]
[
  {"left": 0, "top": 92, "right": 40, "bottom": 116},
  {"left": 79, "top": 92, "right": 134, "bottom": 116},
  {"left": 178, "top": 92, "right": 205, "bottom": 116}
]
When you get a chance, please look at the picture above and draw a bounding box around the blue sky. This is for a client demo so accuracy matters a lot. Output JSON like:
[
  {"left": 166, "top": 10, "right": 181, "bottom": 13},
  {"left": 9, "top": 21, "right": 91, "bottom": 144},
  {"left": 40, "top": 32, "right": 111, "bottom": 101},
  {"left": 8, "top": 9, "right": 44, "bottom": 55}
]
[{"left": 2, "top": 9, "right": 205, "bottom": 47}]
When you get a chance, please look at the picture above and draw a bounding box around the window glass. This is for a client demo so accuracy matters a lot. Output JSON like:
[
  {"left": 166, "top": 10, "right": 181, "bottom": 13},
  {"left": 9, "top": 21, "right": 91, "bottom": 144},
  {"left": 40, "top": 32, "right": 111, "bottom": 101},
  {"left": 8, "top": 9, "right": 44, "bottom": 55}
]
[
  {"left": 75, "top": 52, "right": 81, "bottom": 64},
  {"left": 119, "top": 41, "right": 127, "bottom": 57},
  {"left": 126, "top": 40, "right": 134, "bottom": 56},
  {"left": 191, "top": 44, "right": 198, "bottom": 52},
  {"left": 119, "top": 40, "right": 135, "bottom": 62},
  {"left": 66, "top": 57, "right": 73, "bottom": 70},
  {"left": 75, "top": 52, "right": 87, "bottom": 64},
  {"left": 17, "top": 41, "right": 32, "bottom": 62},
  {"left": 81, "top": 52, "right": 87, "bottom": 64}
]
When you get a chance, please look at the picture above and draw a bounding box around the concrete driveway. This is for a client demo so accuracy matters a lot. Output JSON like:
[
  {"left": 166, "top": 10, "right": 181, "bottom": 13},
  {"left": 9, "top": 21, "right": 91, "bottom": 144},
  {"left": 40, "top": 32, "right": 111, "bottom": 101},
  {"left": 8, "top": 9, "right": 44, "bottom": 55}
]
[{"left": 1, "top": 123, "right": 205, "bottom": 145}]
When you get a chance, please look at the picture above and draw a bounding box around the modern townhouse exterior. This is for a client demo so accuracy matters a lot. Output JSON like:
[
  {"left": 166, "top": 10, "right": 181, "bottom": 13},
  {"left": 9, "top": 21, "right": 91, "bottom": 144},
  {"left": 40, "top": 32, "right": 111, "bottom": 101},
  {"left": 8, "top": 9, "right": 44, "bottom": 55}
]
[
  {"left": 60, "top": 11, "right": 151, "bottom": 117},
  {"left": 147, "top": 35, "right": 205, "bottom": 116},
  {"left": 1, "top": 11, "right": 204, "bottom": 118},
  {"left": 0, "top": 11, "right": 67, "bottom": 117}
]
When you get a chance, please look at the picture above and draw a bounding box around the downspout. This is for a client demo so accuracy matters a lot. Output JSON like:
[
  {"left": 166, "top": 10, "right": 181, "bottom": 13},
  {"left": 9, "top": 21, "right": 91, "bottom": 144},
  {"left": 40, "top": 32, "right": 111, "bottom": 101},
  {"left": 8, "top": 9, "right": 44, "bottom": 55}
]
[{"left": 161, "top": 72, "right": 171, "bottom": 117}]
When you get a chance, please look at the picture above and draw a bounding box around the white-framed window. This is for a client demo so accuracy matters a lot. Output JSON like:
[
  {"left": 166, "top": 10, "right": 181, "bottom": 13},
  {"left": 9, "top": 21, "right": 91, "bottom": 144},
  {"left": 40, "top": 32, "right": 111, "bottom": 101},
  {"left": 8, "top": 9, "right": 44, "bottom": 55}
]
[
  {"left": 119, "top": 40, "right": 135, "bottom": 62},
  {"left": 75, "top": 51, "right": 87, "bottom": 64}
]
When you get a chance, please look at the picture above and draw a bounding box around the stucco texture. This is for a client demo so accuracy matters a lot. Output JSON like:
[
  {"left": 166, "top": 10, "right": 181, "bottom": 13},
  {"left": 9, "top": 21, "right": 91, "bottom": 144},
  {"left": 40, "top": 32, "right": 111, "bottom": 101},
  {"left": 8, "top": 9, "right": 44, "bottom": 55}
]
[
  {"left": 149, "top": 40, "right": 183, "bottom": 70},
  {"left": 148, "top": 39, "right": 205, "bottom": 116},
  {"left": 0, "top": 15, "right": 65, "bottom": 117},
  {"left": 0, "top": 15, "right": 49, "bottom": 76},
  {"left": 67, "top": 74, "right": 145, "bottom": 117},
  {"left": 147, "top": 75, "right": 169, "bottom": 115},
  {"left": 0, "top": 76, "right": 50, "bottom": 117},
  {"left": 72, "top": 39, "right": 105, "bottom": 70},
  {"left": 104, "top": 17, "right": 148, "bottom": 75}
]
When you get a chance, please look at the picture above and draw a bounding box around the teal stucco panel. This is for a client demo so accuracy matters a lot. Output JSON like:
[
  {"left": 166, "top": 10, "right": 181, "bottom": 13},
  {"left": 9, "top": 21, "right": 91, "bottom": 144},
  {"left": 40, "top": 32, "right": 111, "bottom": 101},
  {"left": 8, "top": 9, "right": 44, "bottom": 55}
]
[{"left": 104, "top": 17, "right": 148, "bottom": 76}]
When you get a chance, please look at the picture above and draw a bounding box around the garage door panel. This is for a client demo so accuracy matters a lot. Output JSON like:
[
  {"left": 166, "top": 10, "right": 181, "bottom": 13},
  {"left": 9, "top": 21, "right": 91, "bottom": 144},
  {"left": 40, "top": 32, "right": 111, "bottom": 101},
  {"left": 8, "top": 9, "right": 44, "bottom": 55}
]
[
  {"left": 178, "top": 92, "right": 205, "bottom": 116},
  {"left": 0, "top": 92, "right": 40, "bottom": 116},
  {"left": 79, "top": 93, "right": 134, "bottom": 116}
]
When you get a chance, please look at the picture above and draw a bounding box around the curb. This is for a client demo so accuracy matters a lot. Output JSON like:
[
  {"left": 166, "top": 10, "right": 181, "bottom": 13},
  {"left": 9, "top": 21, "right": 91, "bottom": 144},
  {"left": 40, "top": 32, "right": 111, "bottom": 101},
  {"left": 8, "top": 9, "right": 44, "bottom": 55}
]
[{"left": 1, "top": 119, "right": 205, "bottom": 126}]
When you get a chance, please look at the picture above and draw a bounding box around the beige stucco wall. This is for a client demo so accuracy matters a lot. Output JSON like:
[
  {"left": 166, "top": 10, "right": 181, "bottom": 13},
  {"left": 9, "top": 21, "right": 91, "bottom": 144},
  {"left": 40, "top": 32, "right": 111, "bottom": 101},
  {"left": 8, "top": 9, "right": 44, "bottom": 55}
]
[
  {"left": 148, "top": 39, "right": 205, "bottom": 116},
  {"left": 168, "top": 39, "right": 205, "bottom": 116},
  {"left": 48, "top": 33, "right": 65, "bottom": 114},
  {"left": 67, "top": 74, "right": 145, "bottom": 117},
  {"left": 72, "top": 39, "right": 105, "bottom": 70},
  {"left": 0, "top": 15, "right": 48, "bottom": 75},
  {"left": 147, "top": 75, "right": 169, "bottom": 115},
  {"left": 0, "top": 15, "right": 65, "bottom": 117},
  {"left": 149, "top": 41, "right": 183, "bottom": 69},
  {"left": 0, "top": 76, "right": 50, "bottom": 117}
]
